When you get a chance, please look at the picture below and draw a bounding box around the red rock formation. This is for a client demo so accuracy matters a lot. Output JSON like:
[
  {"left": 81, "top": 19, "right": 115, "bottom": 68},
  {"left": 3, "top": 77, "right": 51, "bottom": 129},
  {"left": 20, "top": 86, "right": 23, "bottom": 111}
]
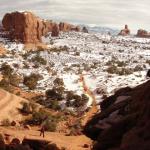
[
  {"left": 2, "top": 11, "right": 81, "bottom": 43},
  {"left": 136, "top": 29, "right": 150, "bottom": 38},
  {"left": 2, "top": 11, "right": 55, "bottom": 43},
  {"left": 119, "top": 25, "right": 130, "bottom": 36},
  {"left": 51, "top": 24, "right": 59, "bottom": 37},
  {"left": 84, "top": 80, "right": 150, "bottom": 150},
  {"left": 59, "top": 22, "right": 80, "bottom": 32}
]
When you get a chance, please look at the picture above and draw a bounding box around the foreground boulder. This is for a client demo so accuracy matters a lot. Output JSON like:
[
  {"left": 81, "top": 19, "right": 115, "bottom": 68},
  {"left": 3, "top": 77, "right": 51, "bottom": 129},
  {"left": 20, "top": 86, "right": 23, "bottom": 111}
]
[
  {"left": 136, "top": 29, "right": 150, "bottom": 38},
  {"left": 84, "top": 80, "right": 150, "bottom": 150},
  {"left": 118, "top": 25, "right": 130, "bottom": 36}
]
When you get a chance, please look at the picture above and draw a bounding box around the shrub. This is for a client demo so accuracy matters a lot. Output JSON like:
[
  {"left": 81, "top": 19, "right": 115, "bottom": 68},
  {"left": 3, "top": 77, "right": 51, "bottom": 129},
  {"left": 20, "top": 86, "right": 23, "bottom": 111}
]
[
  {"left": 26, "top": 110, "right": 61, "bottom": 132},
  {"left": 134, "top": 65, "right": 143, "bottom": 72},
  {"left": 0, "top": 79, "right": 10, "bottom": 90},
  {"left": 23, "top": 73, "right": 41, "bottom": 90},
  {"left": 43, "top": 119, "right": 57, "bottom": 132},
  {"left": 0, "top": 63, "right": 13, "bottom": 77},
  {"left": 21, "top": 102, "right": 32, "bottom": 114},
  {"left": 45, "top": 88, "right": 63, "bottom": 100},
  {"left": 31, "top": 54, "right": 47, "bottom": 65},
  {"left": 1, "top": 119, "right": 11, "bottom": 126},
  {"left": 53, "top": 78, "right": 64, "bottom": 86},
  {"left": 9, "top": 73, "right": 22, "bottom": 87},
  {"left": 48, "top": 100, "right": 61, "bottom": 110}
]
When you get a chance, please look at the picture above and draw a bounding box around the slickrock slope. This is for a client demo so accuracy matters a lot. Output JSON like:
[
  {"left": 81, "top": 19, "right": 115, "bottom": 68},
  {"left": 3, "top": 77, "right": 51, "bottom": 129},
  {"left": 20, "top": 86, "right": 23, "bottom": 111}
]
[
  {"left": 118, "top": 25, "right": 130, "bottom": 36},
  {"left": 136, "top": 29, "right": 150, "bottom": 38},
  {"left": 0, "top": 89, "right": 27, "bottom": 122},
  {"left": 84, "top": 80, "right": 150, "bottom": 150},
  {"left": 2, "top": 11, "right": 80, "bottom": 43}
]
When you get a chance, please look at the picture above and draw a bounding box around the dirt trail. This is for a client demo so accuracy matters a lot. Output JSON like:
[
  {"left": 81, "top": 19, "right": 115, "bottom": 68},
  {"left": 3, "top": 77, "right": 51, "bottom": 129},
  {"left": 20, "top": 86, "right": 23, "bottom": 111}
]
[
  {"left": 0, "top": 126, "right": 92, "bottom": 150},
  {"left": 80, "top": 75, "right": 98, "bottom": 126}
]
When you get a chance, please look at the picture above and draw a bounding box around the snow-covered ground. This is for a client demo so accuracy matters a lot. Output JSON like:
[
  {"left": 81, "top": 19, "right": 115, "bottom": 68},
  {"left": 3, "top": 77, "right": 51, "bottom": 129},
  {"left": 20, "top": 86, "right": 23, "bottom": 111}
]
[{"left": 0, "top": 31, "right": 150, "bottom": 107}]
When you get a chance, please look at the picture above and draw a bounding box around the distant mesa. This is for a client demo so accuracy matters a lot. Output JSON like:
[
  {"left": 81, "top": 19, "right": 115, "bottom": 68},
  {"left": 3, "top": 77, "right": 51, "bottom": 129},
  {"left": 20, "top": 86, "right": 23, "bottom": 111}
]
[
  {"left": 1, "top": 11, "right": 80, "bottom": 44},
  {"left": 136, "top": 29, "right": 150, "bottom": 38},
  {"left": 118, "top": 25, "right": 130, "bottom": 36}
]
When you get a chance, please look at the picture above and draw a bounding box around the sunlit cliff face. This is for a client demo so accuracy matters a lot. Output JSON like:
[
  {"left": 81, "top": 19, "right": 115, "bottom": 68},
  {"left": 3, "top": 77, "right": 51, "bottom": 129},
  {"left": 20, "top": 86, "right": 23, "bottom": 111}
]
[{"left": 0, "top": 0, "right": 150, "bottom": 32}]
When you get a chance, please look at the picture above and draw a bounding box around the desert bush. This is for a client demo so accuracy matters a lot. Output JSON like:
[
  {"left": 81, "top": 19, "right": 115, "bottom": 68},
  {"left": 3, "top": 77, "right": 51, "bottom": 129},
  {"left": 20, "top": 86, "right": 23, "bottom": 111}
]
[
  {"left": 20, "top": 102, "right": 32, "bottom": 114},
  {"left": 0, "top": 79, "right": 10, "bottom": 89},
  {"left": 26, "top": 110, "right": 62, "bottom": 132},
  {"left": 9, "top": 73, "right": 22, "bottom": 87},
  {"left": 146, "top": 60, "right": 150, "bottom": 65},
  {"left": 48, "top": 100, "right": 61, "bottom": 110},
  {"left": 1, "top": 119, "right": 11, "bottom": 126},
  {"left": 134, "top": 65, "right": 143, "bottom": 72},
  {"left": 107, "top": 65, "right": 119, "bottom": 74},
  {"left": 107, "top": 65, "right": 133, "bottom": 75},
  {"left": 116, "top": 61, "right": 127, "bottom": 67},
  {"left": 66, "top": 93, "right": 89, "bottom": 108},
  {"left": 0, "top": 63, "right": 13, "bottom": 77},
  {"left": 23, "top": 73, "right": 41, "bottom": 90},
  {"left": 31, "top": 54, "right": 47, "bottom": 65},
  {"left": 45, "top": 88, "right": 63, "bottom": 100},
  {"left": 53, "top": 78, "right": 64, "bottom": 86}
]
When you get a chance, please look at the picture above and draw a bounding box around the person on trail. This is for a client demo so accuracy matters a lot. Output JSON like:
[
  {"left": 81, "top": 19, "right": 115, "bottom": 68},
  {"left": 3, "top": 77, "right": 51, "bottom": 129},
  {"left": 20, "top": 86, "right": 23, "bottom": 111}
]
[{"left": 40, "top": 125, "right": 45, "bottom": 138}]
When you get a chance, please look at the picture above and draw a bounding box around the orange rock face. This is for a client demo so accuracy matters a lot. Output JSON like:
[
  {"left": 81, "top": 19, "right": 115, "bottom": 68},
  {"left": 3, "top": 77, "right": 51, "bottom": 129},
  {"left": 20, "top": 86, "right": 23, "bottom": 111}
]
[
  {"left": 136, "top": 29, "right": 150, "bottom": 38},
  {"left": 119, "top": 25, "right": 130, "bottom": 36},
  {"left": 2, "top": 11, "right": 81, "bottom": 43},
  {"left": 2, "top": 11, "right": 55, "bottom": 43},
  {"left": 59, "top": 22, "right": 80, "bottom": 32}
]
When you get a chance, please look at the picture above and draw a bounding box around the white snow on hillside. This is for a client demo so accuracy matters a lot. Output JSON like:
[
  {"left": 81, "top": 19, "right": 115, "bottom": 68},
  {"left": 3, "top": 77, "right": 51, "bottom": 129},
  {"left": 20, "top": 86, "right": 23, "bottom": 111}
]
[{"left": 0, "top": 31, "right": 150, "bottom": 108}]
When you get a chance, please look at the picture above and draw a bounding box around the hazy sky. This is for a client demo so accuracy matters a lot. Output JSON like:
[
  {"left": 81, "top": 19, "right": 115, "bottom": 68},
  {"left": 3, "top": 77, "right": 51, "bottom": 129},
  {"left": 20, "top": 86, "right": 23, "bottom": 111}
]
[{"left": 0, "top": 0, "right": 150, "bottom": 32}]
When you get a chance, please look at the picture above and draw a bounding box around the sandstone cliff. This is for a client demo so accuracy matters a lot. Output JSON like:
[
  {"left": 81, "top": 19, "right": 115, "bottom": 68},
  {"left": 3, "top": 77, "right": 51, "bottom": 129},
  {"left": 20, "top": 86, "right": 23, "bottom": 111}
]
[
  {"left": 2, "top": 11, "right": 55, "bottom": 43},
  {"left": 84, "top": 80, "right": 150, "bottom": 150},
  {"left": 2, "top": 11, "right": 81, "bottom": 43}
]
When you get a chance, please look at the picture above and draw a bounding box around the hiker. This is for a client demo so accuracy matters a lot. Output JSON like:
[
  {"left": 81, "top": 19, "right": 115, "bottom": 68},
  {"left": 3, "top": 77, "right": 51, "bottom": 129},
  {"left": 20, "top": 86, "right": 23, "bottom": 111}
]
[{"left": 40, "top": 125, "right": 45, "bottom": 138}]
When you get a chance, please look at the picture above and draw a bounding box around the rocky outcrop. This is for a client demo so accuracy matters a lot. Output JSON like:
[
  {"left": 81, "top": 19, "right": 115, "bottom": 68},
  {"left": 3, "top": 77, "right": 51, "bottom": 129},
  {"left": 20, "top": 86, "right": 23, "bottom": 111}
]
[
  {"left": 59, "top": 22, "right": 80, "bottom": 32},
  {"left": 82, "top": 27, "right": 89, "bottom": 33},
  {"left": 118, "top": 25, "right": 130, "bottom": 36},
  {"left": 136, "top": 29, "right": 150, "bottom": 38},
  {"left": 2, "top": 11, "right": 81, "bottom": 43},
  {"left": 2, "top": 11, "right": 55, "bottom": 43},
  {"left": 51, "top": 24, "right": 59, "bottom": 37},
  {"left": 84, "top": 80, "right": 150, "bottom": 150}
]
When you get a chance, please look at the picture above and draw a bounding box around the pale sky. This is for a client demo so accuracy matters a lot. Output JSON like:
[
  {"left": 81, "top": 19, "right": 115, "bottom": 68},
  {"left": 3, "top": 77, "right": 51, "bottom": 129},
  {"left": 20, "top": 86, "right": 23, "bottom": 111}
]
[{"left": 0, "top": 0, "right": 150, "bottom": 32}]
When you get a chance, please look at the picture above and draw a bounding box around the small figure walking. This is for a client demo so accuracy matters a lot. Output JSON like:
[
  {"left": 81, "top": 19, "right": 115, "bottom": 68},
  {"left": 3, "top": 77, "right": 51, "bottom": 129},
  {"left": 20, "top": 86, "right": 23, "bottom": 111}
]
[{"left": 40, "top": 125, "right": 45, "bottom": 138}]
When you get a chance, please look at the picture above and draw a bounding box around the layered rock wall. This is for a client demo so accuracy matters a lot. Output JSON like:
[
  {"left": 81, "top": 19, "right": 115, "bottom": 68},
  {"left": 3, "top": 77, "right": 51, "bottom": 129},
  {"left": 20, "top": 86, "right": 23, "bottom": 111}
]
[{"left": 2, "top": 11, "right": 80, "bottom": 43}]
